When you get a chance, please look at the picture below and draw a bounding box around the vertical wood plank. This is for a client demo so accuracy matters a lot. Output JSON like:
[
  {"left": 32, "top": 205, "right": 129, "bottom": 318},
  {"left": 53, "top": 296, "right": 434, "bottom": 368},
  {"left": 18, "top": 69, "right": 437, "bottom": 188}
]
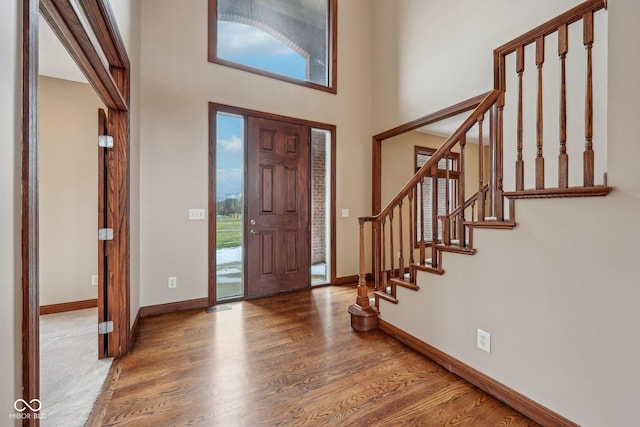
[
  {"left": 430, "top": 174, "right": 438, "bottom": 265},
  {"left": 381, "top": 219, "right": 386, "bottom": 290},
  {"left": 398, "top": 200, "right": 404, "bottom": 278},
  {"left": 535, "top": 36, "right": 545, "bottom": 190},
  {"left": 408, "top": 188, "right": 414, "bottom": 282},
  {"left": 389, "top": 209, "right": 395, "bottom": 278},
  {"left": 444, "top": 154, "right": 451, "bottom": 245},
  {"left": 516, "top": 45, "right": 525, "bottom": 191},
  {"left": 477, "top": 114, "right": 485, "bottom": 221},
  {"left": 583, "top": 12, "right": 595, "bottom": 186},
  {"left": 356, "top": 219, "right": 370, "bottom": 308},
  {"left": 419, "top": 179, "right": 425, "bottom": 265},
  {"left": 458, "top": 136, "right": 466, "bottom": 247},
  {"left": 558, "top": 24, "right": 569, "bottom": 188},
  {"left": 493, "top": 103, "right": 504, "bottom": 220}
]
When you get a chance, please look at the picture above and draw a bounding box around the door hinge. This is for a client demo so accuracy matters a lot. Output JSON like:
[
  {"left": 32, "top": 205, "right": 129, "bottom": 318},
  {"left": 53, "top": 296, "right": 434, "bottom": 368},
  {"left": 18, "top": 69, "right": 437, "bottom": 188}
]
[
  {"left": 98, "top": 228, "right": 114, "bottom": 240},
  {"left": 98, "top": 135, "right": 114, "bottom": 148},
  {"left": 98, "top": 321, "right": 114, "bottom": 334}
]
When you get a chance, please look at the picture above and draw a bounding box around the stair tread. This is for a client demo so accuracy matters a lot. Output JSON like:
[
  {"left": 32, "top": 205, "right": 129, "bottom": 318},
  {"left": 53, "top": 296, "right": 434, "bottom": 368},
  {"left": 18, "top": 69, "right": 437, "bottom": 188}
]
[
  {"left": 390, "top": 277, "right": 419, "bottom": 291},
  {"left": 374, "top": 290, "right": 398, "bottom": 304},
  {"left": 464, "top": 220, "right": 516, "bottom": 229}
]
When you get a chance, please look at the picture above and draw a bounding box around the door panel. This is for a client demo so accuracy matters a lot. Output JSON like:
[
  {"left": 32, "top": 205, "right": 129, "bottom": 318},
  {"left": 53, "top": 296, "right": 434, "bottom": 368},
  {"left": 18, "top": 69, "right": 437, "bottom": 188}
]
[{"left": 247, "top": 117, "right": 310, "bottom": 297}]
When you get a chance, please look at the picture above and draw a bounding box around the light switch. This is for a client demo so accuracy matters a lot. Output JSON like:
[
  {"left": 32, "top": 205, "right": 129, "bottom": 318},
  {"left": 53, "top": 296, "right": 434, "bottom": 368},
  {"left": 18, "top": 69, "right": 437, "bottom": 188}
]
[
  {"left": 189, "top": 209, "right": 206, "bottom": 220},
  {"left": 341, "top": 209, "right": 350, "bottom": 218}
]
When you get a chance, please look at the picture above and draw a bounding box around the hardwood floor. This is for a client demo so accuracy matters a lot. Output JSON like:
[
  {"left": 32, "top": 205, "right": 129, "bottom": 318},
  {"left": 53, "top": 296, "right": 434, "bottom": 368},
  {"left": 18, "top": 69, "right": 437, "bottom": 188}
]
[{"left": 99, "top": 286, "right": 540, "bottom": 426}]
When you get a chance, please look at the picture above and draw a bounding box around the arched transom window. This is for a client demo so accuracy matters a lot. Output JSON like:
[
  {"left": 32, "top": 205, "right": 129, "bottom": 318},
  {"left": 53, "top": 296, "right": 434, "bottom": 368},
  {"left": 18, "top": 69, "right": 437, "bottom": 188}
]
[{"left": 209, "top": 0, "right": 337, "bottom": 93}]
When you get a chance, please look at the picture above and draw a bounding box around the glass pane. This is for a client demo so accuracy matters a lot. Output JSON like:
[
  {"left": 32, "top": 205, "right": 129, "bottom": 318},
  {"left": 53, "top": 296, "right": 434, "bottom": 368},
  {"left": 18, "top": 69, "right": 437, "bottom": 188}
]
[
  {"left": 311, "top": 129, "right": 330, "bottom": 285},
  {"left": 217, "top": 0, "right": 330, "bottom": 86},
  {"left": 216, "top": 113, "right": 244, "bottom": 300}
]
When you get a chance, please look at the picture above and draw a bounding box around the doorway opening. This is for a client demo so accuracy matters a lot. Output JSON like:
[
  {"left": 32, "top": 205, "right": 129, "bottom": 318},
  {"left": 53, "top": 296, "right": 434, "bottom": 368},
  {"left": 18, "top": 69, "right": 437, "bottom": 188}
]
[{"left": 209, "top": 104, "right": 336, "bottom": 305}]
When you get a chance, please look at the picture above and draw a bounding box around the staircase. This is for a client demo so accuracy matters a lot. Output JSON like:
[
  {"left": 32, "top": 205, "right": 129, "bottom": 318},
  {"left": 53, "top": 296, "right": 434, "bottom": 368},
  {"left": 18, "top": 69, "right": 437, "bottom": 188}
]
[{"left": 349, "top": 0, "right": 610, "bottom": 331}]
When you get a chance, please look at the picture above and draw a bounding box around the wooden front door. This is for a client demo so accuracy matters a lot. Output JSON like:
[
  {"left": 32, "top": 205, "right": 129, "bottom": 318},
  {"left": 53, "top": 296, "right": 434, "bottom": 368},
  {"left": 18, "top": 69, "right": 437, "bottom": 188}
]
[{"left": 246, "top": 117, "right": 310, "bottom": 297}]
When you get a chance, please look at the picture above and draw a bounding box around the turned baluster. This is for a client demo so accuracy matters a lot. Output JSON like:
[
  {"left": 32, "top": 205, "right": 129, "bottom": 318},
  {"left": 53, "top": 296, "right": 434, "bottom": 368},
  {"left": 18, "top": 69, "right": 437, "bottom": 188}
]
[
  {"left": 381, "top": 218, "right": 386, "bottom": 291},
  {"left": 583, "top": 11, "right": 595, "bottom": 187},
  {"left": 389, "top": 208, "right": 395, "bottom": 278},
  {"left": 516, "top": 45, "right": 525, "bottom": 191},
  {"left": 477, "top": 114, "right": 485, "bottom": 221},
  {"left": 443, "top": 153, "right": 451, "bottom": 245},
  {"left": 558, "top": 24, "right": 569, "bottom": 188},
  {"left": 408, "top": 187, "right": 415, "bottom": 282},
  {"left": 356, "top": 218, "right": 370, "bottom": 309},
  {"left": 494, "top": 99, "right": 504, "bottom": 220},
  {"left": 458, "top": 135, "right": 466, "bottom": 246},
  {"left": 431, "top": 170, "right": 438, "bottom": 266},
  {"left": 419, "top": 179, "right": 425, "bottom": 265},
  {"left": 398, "top": 200, "right": 404, "bottom": 279},
  {"left": 535, "top": 36, "right": 545, "bottom": 190}
]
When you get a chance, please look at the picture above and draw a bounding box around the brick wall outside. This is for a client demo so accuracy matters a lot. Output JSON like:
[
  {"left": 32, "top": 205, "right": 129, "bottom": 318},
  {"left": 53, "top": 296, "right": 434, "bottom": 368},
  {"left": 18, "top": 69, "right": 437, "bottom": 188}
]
[{"left": 311, "top": 131, "right": 327, "bottom": 264}]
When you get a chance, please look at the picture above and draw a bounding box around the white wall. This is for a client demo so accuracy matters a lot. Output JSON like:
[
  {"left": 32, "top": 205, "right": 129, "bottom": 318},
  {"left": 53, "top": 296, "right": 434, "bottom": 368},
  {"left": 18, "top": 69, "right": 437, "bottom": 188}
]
[
  {"left": 376, "top": 1, "right": 640, "bottom": 425},
  {"left": 138, "top": 0, "right": 373, "bottom": 306},
  {"left": 0, "top": 0, "right": 22, "bottom": 424},
  {"left": 39, "top": 76, "right": 102, "bottom": 306},
  {"left": 372, "top": 0, "right": 589, "bottom": 133}
]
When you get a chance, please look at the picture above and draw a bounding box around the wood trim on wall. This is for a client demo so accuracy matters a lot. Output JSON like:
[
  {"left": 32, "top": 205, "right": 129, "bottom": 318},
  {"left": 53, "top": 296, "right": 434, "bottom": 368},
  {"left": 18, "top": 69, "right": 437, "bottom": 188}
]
[
  {"left": 40, "top": 299, "right": 98, "bottom": 315},
  {"left": 378, "top": 319, "right": 579, "bottom": 427},
  {"left": 208, "top": 102, "right": 337, "bottom": 305},
  {"left": 140, "top": 298, "right": 210, "bottom": 318},
  {"left": 372, "top": 93, "right": 490, "bottom": 215}
]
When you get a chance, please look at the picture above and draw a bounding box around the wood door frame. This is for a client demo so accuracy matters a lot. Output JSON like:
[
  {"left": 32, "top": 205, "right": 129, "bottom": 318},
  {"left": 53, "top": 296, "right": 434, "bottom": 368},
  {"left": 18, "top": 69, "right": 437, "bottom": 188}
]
[
  {"left": 208, "top": 103, "right": 336, "bottom": 306},
  {"left": 22, "top": 0, "right": 130, "bottom": 422}
]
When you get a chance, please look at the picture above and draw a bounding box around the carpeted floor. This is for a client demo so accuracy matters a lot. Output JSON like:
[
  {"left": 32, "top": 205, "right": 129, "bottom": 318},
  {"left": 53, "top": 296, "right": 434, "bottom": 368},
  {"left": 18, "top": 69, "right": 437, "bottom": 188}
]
[{"left": 40, "top": 308, "right": 112, "bottom": 427}]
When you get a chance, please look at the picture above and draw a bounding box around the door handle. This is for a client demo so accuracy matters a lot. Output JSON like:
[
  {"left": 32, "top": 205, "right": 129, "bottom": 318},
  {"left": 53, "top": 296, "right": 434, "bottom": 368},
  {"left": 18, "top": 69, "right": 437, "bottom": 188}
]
[{"left": 250, "top": 230, "right": 259, "bottom": 235}]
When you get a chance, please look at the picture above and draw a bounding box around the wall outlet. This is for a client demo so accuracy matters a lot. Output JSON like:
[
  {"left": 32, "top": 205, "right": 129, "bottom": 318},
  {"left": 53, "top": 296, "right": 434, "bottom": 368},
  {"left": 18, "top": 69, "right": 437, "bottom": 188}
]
[
  {"left": 477, "top": 328, "right": 491, "bottom": 353},
  {"left": 91, "top": 275, "right": 98, "bottom": 286},
  {"left": 168, "top": 276, "right": 177, "bottom": 289},
  {"left": 189, "top": 209, "right": 206, "bottom": 220}
]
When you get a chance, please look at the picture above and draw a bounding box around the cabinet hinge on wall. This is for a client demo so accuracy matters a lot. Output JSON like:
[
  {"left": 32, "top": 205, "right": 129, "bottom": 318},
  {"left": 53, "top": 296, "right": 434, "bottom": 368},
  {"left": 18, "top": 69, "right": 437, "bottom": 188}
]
[
  {"left": 98, "top": 321, "right": 114, "bottom": 334},
  {"left": 98, "top": 135, "right": 114, "bottom": 148}
]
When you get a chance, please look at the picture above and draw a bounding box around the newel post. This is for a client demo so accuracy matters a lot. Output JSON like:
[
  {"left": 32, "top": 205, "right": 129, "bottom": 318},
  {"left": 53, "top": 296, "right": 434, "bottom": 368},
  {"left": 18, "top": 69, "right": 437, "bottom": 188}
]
[{"left": 348, "top": 218, "right": 379, "bottom": 331}]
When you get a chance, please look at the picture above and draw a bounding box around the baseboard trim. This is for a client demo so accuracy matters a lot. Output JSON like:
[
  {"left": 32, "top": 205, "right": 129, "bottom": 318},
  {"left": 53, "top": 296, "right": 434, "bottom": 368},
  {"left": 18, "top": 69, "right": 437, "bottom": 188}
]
[
  {"left": 332, "top": 273, "right": 374, "bottom": 285},
  {"left": 378, "top": 319, "right": 578, "bottom": 427},
  {"left": 332, "top": 275, "right": 358, "bottom": 285},
  {"left": 40, "top": 299, "right": 98, "bottom": 315},
  {"left": 129, "top": 308, "right": 141, "bottom": 352},
  {"left": 140, "top": 297, "right": 210, "bottom": 318}
]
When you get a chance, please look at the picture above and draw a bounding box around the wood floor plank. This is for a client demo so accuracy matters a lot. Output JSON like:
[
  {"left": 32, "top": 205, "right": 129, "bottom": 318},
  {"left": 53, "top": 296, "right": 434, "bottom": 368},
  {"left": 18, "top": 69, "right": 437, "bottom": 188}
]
[{"left": 100, "top": 286, "right": 540, "bottom": 426}]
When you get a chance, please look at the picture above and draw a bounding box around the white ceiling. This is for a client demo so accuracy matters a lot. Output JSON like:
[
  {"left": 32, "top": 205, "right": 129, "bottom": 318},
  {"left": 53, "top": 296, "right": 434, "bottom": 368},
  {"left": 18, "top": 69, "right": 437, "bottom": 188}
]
[{"left": 39, "top": 14, "right": 88, "bottom": 83}]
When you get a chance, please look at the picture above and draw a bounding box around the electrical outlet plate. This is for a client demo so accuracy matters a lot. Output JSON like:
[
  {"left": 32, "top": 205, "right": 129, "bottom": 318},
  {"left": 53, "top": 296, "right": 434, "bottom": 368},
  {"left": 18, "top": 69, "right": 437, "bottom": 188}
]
[
  {"left": 477, "top": 328, "right": 491, "bottom": 353},
  {"left": 168, "top": 277, "right": 177, "bottom": 288},
  {"left": 91, "top": 275, "right": 98, "bottom": 286},
  {"left": 189, "top": 209, "right": 206, "bottom": 220}
]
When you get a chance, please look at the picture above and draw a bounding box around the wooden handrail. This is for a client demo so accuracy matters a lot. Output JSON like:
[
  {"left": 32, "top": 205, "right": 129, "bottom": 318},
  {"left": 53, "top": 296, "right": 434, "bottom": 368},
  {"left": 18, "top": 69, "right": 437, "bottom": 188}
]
[
  {"left": 493, "top": 0, "right": 606, "bottom": 58},
  {"left": 361, "top": 90, "right": 501, "bottom": 225}
]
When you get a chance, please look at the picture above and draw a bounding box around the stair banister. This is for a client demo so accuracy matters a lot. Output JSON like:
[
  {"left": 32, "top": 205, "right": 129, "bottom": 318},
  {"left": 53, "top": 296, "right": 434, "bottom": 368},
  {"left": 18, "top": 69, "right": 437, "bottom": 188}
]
[{"left": 349, "top": 90, "right": 502, "bottom": 331}]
